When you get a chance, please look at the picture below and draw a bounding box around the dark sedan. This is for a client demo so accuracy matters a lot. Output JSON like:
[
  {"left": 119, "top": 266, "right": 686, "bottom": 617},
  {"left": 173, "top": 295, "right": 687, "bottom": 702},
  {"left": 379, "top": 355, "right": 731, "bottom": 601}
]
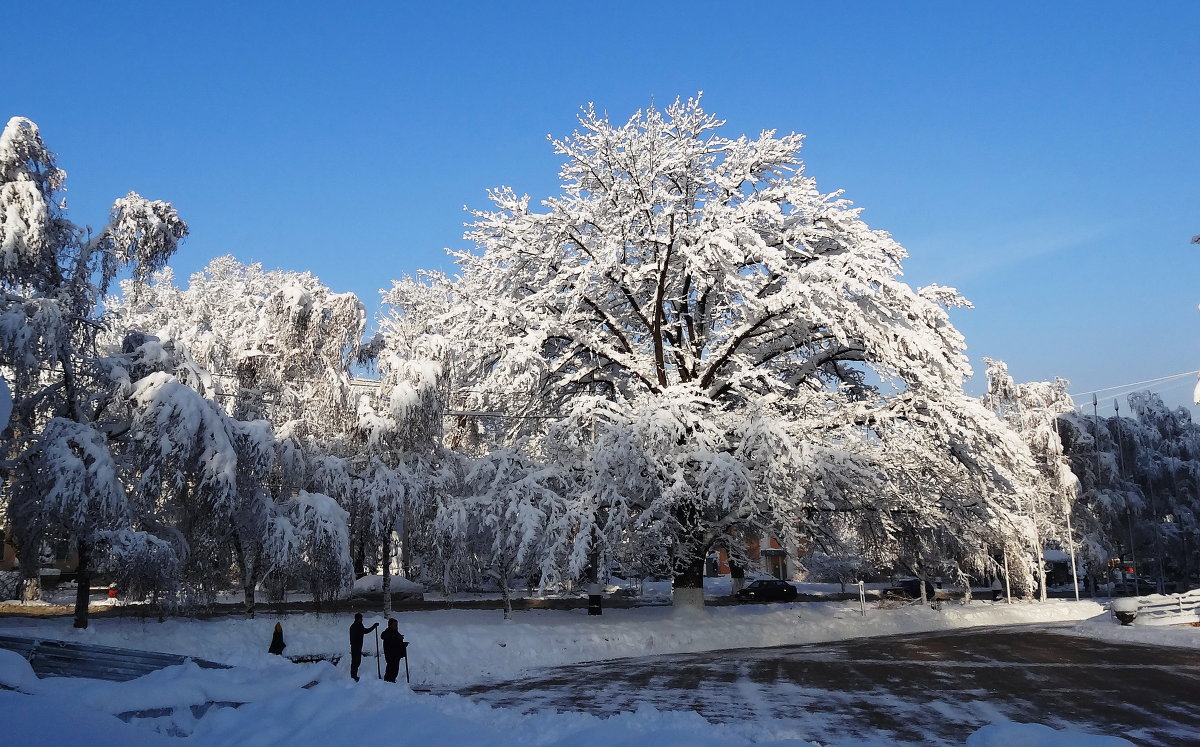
[{"left": 735, "top": 579, "right": 799, "bottom": 603}]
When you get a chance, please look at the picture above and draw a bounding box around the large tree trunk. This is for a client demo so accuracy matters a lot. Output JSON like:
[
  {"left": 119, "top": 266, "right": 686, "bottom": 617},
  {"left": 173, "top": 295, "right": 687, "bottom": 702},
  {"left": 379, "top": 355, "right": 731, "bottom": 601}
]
[
  {"left": 1033, "top": 543, "right": 1048, "bottom": 602},
  {"left": 17, "top": 543, "right": 41, "bottom": 602},
  {"left": 498, "top": 566, "right": 513, "bottom": 621},
  {"left": 400, "top": 507, "right": 413, "bottom": 579},
  {"left": 243, "top": 576, "right": 257, "bottom": 618},
  {"left": 233, "top": 536, "right": 256, "bottom": 618},
  {"left": 73, "top": 540, "right": 91, "bottom": 629},
  {"left": 20, "top": 574, "right": 41, "bottom": 603},
  {"left": 353, "top": 534, "right": 366, "bottom": 578},
  {"left": 381, "top": 534, "right": 392, "bottom": 618},
  {"left": 672, "top": 555, "right": 706, "bottom": 609}
]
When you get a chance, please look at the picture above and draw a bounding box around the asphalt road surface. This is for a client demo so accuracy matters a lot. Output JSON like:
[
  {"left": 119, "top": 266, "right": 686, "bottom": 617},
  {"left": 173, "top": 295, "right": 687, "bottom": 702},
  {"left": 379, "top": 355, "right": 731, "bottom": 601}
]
[{"left": 455, "top": 626, "right": 1200, "bottom": 746}]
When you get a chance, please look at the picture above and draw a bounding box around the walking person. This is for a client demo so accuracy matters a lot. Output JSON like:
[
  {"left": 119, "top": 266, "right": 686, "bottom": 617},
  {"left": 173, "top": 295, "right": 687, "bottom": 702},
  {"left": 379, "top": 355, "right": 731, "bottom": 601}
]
[
  {"left": 268, "top": 622, "right": 286, "bottom": 655},
  {"left": 380, "top": 618, "right": 407, "bottom": 683},
  {"left": 348, "top": 613, "right": 379, "bottom": 681}
]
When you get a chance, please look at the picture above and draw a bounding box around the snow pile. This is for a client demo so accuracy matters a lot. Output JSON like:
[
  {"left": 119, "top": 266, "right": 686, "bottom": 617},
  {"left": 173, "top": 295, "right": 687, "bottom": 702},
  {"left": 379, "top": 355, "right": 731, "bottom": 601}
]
[
  {"left": 0, "top": 648, "right": 39, "bottom": 692},
  {"left": 38, "top": 659, "right": 336, "bottom": 715},
  {"left": 351, "top": 573, "right": 424, "bottom": 595}
]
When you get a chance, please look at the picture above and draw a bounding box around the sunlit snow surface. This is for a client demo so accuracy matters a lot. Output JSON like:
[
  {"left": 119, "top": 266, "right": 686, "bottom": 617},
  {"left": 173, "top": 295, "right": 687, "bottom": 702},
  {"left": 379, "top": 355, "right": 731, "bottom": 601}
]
[{"left": 1, "top": 593, "right": 1181, "bottom": 744}]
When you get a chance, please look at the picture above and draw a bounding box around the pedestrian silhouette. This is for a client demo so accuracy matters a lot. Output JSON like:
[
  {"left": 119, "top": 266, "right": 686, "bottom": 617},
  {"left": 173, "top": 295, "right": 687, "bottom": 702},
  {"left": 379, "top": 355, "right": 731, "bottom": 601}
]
[
  {"left": 268, "top": 622, "right": 286, "bottom": 655},
  {"left": 349, "top": 613, "right": 379, "bottom": 681},
  {"left": 380, "top": 618, "right": 407, "bottom": 683}
]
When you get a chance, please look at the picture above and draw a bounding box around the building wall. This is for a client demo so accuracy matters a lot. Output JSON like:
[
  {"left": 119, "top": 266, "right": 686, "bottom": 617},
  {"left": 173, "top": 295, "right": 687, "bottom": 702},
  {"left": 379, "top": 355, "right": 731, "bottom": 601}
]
[
  {"left": 0, "top": 529, "right": 16, "bottom": 572},
  {"left": 714, "top": 535, "right": 801, "bottom": 580}
]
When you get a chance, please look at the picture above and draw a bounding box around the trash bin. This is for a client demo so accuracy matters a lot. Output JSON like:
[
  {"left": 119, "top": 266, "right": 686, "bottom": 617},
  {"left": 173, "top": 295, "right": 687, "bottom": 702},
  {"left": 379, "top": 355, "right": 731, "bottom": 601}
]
[
  {"left": 587, "top": 583, "right": 603, "bottom": 616},
  {"left": 1111, "top": 598, "right": 1138, "bottom": 626}
]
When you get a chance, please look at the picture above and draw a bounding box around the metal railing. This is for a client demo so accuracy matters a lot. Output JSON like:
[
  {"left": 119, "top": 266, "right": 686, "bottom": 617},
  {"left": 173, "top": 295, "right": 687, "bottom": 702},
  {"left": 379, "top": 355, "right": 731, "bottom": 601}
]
[{"left": 0, "top": 634, "right": 229, "bottom": 682}]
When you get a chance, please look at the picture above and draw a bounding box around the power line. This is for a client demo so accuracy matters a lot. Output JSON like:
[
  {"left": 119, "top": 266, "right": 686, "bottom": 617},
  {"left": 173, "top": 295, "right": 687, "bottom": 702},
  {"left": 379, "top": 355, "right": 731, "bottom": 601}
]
[{"left": 1069, "top": 369, "right": 1200, "bottom": 400}]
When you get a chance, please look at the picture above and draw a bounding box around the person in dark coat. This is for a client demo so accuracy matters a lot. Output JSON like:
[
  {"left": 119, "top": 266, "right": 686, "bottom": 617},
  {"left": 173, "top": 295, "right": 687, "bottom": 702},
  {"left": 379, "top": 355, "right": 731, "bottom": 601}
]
[
  {"left": 349, "top": 613, "right": 379, "bottom": 681},
  {"left": 268, "top": 622, "right": 286, "bottom": 655},
  {"left": 380, "top": 618, "right": 406, "bottom": 683}
]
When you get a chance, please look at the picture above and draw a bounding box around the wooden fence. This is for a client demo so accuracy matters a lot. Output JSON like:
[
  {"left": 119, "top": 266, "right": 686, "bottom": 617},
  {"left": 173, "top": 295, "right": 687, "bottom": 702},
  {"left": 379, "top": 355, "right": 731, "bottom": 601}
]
[{"left": 1120, "top": 589, "right": 1200, "bottom": 626}]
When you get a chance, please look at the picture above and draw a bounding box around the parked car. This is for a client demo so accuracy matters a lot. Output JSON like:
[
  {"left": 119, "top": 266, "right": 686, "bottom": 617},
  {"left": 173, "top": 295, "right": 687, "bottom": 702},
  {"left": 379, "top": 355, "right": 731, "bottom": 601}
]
[
  {"left": 884, "top": 578, "right": 937, "bottom": 600},
  {"left": 735, "top": 579, "right": 798, "bottom": 603},
  {"left": 1145, "top": 578, "right": 1179, "bottom": 594},
  {"left": 1112, "top": 578, "right": 1178, "bottom": 595}
]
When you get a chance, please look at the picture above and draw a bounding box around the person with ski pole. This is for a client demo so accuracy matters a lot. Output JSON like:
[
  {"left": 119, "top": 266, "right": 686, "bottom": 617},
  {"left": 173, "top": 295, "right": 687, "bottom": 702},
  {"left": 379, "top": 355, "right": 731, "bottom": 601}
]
[
  {"left": 380, "top": 618, "right": 407, "bottom": 683},
  {"left": 348, "top": 613, "right": 378, "bottom": 681}
]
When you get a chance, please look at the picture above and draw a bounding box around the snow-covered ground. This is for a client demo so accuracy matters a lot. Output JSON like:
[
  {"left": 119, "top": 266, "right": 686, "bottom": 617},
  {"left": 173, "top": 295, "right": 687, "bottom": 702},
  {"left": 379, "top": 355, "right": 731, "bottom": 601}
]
[
  {"left": 3, "top": 584, "right": 1190, "bottom": 745},
  {"left": 0, "top": 594, "right": 1120, "bottom": 688}
]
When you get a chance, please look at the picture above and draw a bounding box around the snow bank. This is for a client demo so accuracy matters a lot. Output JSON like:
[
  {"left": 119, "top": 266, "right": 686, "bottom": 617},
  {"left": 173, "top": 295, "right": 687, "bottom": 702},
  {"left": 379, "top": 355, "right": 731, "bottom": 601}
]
[
  {"left": 0, "top": 690, "right": 177, "bottom": 746},
  {"left": 0, "top": 648, "right": 39, "bottom": 692},
  {"left": 967, "top": 722, "right": 1133, "bottom": 746},
  {"left": 0, "top": 598, "right": 1105, "bottom": 688},
  {"left": 35, "top": 659, "right": 339, "bottom": 715},
  {"left": 1065, "top": 613, "right": 1200, "bottom": 649}
]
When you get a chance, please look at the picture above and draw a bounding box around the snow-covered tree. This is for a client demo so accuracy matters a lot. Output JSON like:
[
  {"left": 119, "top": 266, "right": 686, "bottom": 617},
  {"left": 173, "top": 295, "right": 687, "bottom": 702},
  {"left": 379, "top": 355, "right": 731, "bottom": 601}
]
[
  {"left": 983, "top": 360, "right": 1083, "bottom": 599},
  {"left": 109, "top": 258, "right": 364, "bottom": 612},
  {"left": 93, "top": 528, "right": 180, "bottom": 607},
  {"left": 1059, "top": 406, "right": 1138, "bottom": 588},
  {"left": 360, "top": 283, "right": 460, "bottom": 609},
  {"left": 285, "top": 491, "right": 353, "bottom": 604},
  {"left": 415, "top": 96, "right": 1041, "bottom": 606},
  {"left": 438, "top": 448, "right": 566, "bottom": 618},
  {"left": 1061, "top": 391, "right": 1200, "bottom": 591},
  {"left": 0, "top": 116, "right": 187, "bottom": 623},
  {"left": 1122, "top": 392, "right": 1194, "bottom": 589},
  {"left": 112, "top": 257, "right": 364, "bottom": 432},
  {"left": 803, "top": 548, "right": 875, "bottom": 593},
  {"left": 120, "top": 372, "right": 241, "bottom": 596}
]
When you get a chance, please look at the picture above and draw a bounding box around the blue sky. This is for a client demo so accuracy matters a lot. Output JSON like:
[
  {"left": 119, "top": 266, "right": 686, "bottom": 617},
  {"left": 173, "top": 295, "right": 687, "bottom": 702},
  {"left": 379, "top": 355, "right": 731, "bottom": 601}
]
[{"left": 7, "top": 2, "right": 1199, "bottom": 412}]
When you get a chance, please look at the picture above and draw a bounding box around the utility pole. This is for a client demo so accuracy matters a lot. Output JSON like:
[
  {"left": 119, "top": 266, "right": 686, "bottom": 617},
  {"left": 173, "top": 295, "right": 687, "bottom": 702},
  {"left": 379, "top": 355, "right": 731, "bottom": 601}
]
[
  {"left": 1002, "top": 549, "right": 1012, "bottom": 604},
  {"left": 1127, "top": 394, "right": 1167, "bottom": 595},
  {"left": 1090, "top": 394, "right": 1105, "bottom": 595},
  {"left": 1112, "top": 398, "right": 1139, "bottom": 596}
]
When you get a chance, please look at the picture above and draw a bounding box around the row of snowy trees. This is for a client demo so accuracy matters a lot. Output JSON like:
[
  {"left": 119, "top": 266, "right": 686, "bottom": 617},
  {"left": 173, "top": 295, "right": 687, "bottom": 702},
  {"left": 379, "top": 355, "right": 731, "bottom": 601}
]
[
  {"left": 6, "top": 99, "right": 1168, "bottom": 622},
  {"left": 1057, "top": 392, "right": 1200, "bottom": 590},
  {"left": 0, "top": 117, "right": 378, "bottom": 624}
]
